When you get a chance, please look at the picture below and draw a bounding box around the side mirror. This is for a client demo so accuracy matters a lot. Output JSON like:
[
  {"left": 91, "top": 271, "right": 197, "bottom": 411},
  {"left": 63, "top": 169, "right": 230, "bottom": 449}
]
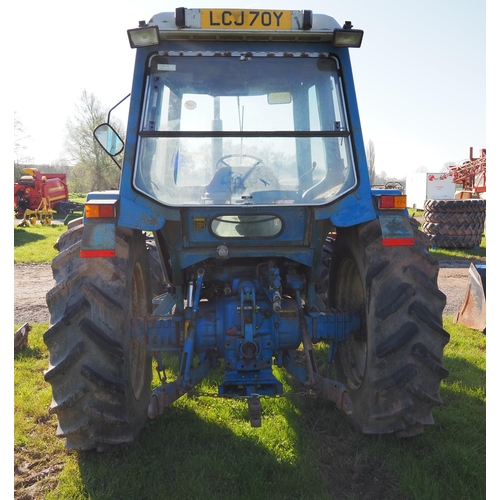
[{"left": 94, "top": 124, "right": 124, "bottom": 157}]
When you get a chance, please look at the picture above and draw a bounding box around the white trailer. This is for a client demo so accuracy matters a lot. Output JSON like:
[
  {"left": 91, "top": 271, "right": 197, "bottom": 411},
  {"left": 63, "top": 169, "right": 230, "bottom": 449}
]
[{"left": 405, "top": 173, "right": 456, "bottom": 210}]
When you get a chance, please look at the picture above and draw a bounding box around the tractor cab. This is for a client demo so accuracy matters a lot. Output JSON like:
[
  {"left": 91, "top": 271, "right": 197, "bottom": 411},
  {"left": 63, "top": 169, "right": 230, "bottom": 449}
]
[{"left": 94, "top": 9, "right": 377, "bottom": 236}]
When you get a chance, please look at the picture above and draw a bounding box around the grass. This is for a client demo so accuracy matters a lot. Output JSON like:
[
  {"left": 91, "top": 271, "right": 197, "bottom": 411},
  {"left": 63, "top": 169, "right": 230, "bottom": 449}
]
[
  {"left": 14, "top": 225, "right": 67, "bottom": 263},
  {"left": 14, "top": 192, "right": 84, "bottom": 263},
  {"left": 429, "top": 236, "right": 486, "bottom": 261},
  {"left": 67, "top": 193, "right": 87, "bottom": 204},
  {"left": 14, "top": 319, "right": 486, "bottom": 499}
]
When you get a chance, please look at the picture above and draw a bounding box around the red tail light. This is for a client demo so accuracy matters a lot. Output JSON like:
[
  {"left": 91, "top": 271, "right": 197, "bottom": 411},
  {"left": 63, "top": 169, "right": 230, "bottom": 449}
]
[{"left": 378, "top": 195, "right": 407, "bottom": 210}]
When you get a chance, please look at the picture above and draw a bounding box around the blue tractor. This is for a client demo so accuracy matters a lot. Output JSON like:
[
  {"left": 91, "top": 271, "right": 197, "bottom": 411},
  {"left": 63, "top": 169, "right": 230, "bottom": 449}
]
[{"left": 44, "top": 8, "right": 449, "bottom": 451}]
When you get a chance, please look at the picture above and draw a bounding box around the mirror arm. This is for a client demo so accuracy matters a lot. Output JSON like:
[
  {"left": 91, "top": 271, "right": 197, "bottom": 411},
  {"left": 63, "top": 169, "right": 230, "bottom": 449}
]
[{"left": 107, "top": 94, "right": 131, "bottom": 124}]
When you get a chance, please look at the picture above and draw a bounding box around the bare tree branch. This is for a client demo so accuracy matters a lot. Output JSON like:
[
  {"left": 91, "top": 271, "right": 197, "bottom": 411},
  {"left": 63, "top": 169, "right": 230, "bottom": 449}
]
[
  {"left": 64, "top": 90, "right": 122, "bottom": 192},
  {"left": 366, "top": 139, "right": 376, "bottom": 184},
  {"left": 14, "top": 112, "right": 33, "bottom": 166}
]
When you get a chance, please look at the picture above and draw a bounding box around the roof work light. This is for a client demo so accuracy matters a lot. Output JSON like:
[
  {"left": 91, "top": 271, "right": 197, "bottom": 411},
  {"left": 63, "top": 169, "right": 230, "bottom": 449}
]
[
  {"left": 127, "top": 25, "right": 160, "bottom": 48},
  {"left": 332, "top": 21, "right": 364, "bottom": 48}
]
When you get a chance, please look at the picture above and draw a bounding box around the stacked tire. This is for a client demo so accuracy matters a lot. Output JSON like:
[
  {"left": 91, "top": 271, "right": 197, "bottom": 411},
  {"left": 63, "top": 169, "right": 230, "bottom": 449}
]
[{"left": 422, "top": 199, "right": 486, "bottom": 248}]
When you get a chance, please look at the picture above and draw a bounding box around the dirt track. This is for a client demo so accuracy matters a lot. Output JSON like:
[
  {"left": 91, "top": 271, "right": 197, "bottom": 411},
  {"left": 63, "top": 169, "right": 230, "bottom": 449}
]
[{"left": 14, "top": 260, "right": 476, "bottom": 325}]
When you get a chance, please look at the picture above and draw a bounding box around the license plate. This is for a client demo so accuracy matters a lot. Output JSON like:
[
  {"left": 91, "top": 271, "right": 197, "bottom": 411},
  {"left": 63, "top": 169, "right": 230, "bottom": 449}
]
[{"left": 200, "top": 9, "right": 292, "bottom": 30}]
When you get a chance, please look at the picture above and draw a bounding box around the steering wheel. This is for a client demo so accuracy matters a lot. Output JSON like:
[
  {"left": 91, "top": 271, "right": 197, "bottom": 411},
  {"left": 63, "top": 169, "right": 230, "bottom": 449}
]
[{"left": 215, "top": 154, "right": 265, "bottom": 170}]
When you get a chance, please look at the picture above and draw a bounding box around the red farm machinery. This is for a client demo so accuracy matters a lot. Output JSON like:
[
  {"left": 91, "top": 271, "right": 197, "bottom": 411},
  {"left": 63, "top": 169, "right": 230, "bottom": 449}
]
[
  {"left": 14, "top": 168, "right": 83, "bottom": 226},
  {"left": 434, "top": 147, "right": 486, "bottom": 197}
]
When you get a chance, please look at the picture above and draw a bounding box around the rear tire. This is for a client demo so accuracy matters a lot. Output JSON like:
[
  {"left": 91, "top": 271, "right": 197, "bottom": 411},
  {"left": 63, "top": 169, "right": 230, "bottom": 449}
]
[
  {"left": 423, "top": 210, "right": 486, "bottom": 224},
  {"left": 422, "top": 199, "right": 486, "bottom": 248},
  {"left": 44, "top": 221, "right": 153, "bottom": 451},
  {"left": 328, "top": 219, "right": 449, "bottom": 436},
  {"left": 424, "top": 199, "right": 486, "bottom": 213},
  {"left": 426, "top": 233, "right": 482, "bottom": 249},
  {"left": 421, "top": 222, "right": 484, "bottom": 237}
]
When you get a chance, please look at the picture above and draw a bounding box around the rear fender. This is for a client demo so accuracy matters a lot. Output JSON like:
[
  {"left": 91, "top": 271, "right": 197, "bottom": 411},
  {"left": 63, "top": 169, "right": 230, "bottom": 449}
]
[
  {"left": 372, "top": 189, "right": 415, "bottom": 246},
  {"left": 378, "top": 214, "right": 415, "bottom": 246},
  {"left": 81, "top": 222, "right": 117, "bottom": 258}
]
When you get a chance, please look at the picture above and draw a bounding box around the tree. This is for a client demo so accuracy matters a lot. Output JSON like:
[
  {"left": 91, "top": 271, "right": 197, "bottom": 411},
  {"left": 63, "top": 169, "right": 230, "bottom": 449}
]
[
  {"left": 14, "top": 113, "right": 33, "bottom": 176},
  {"left": 64, "top": 90, "right": 122, "bottom": 193},
  {"left": 366, "top": 139, "right": 376, "bottom": 184}
]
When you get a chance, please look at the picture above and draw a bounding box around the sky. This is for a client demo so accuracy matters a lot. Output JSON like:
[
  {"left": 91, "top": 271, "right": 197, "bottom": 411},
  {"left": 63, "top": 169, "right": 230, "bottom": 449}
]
[{"left": 11, "top": 0, "right": 491, "bottom": 180}]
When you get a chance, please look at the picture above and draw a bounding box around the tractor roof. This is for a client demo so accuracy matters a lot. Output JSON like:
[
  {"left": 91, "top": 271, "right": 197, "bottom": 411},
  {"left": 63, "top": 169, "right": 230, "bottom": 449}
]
[{"left": 144, "top": 8, "right": 342, "bottom": 43}]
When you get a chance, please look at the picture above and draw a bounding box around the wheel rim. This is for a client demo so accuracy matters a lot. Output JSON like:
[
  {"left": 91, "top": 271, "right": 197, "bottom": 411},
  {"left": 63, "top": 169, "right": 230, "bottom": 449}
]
[
  {"left": 335, "top": 256, "right": 367, "bottom": 390},
  {"left": 130, "top": 261, "right": 149, "bottom": 400}
]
